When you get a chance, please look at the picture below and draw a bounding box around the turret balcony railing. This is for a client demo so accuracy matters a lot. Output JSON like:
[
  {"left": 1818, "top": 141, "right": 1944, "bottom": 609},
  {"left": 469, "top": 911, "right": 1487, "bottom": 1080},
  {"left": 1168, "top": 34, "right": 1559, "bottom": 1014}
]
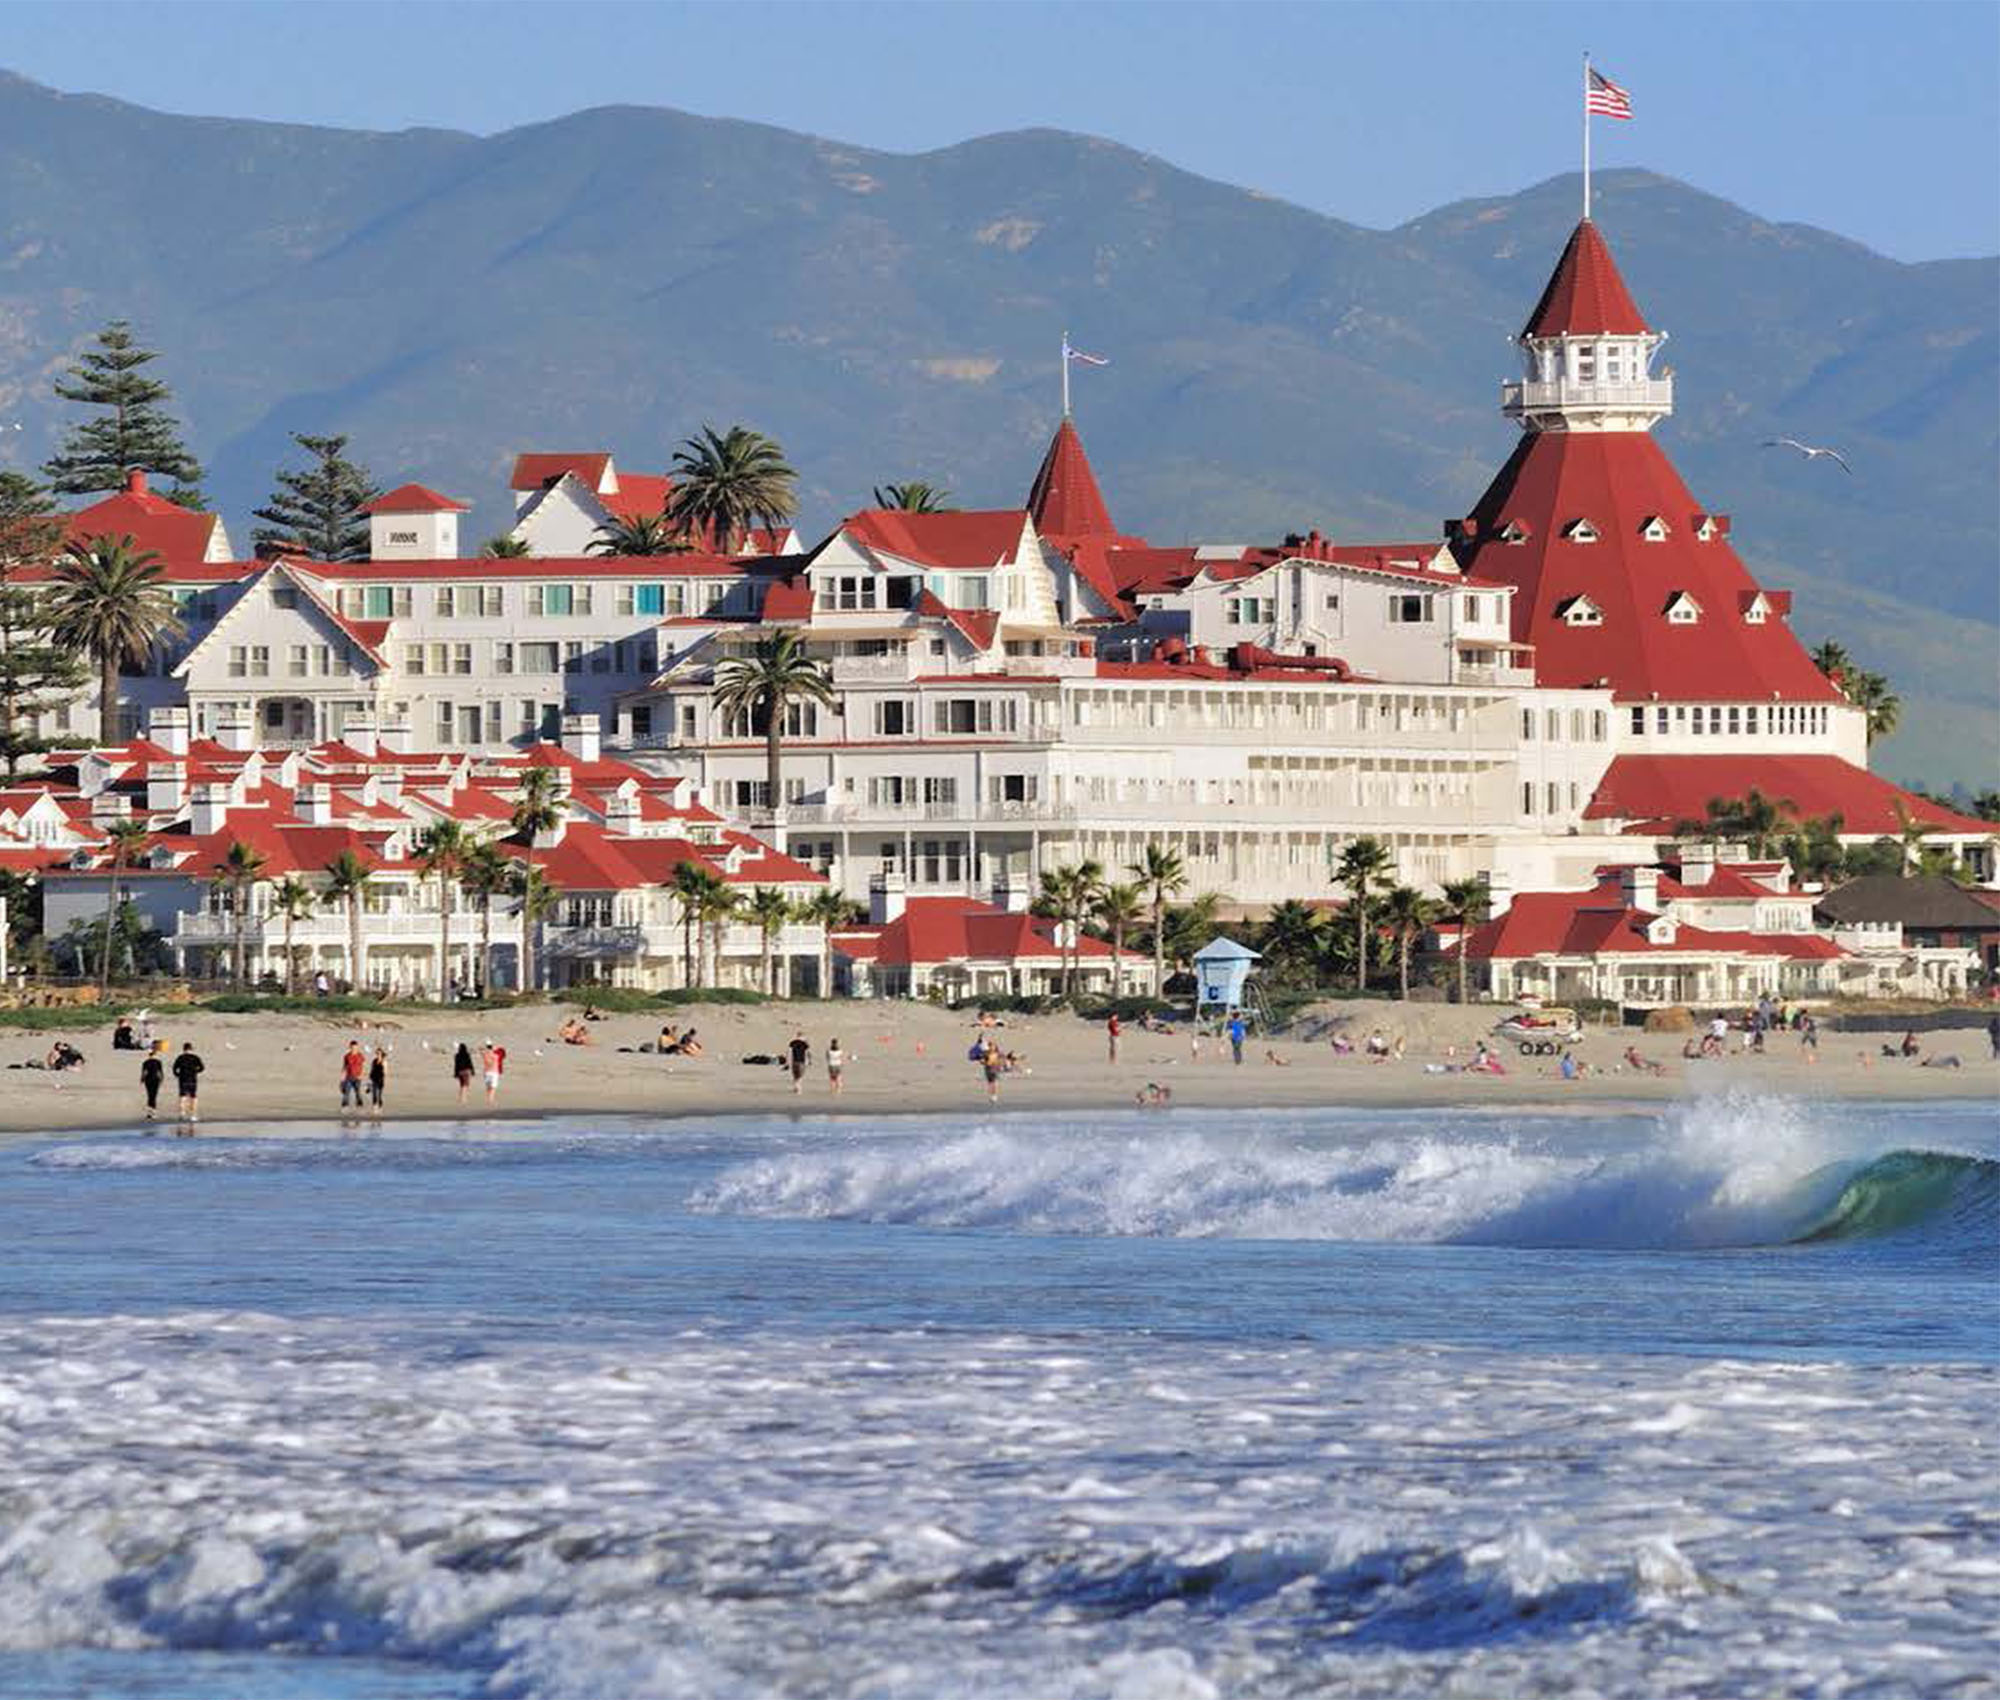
[{"left": 1502, "top": 376, "right": 1674, "bottom": 414}]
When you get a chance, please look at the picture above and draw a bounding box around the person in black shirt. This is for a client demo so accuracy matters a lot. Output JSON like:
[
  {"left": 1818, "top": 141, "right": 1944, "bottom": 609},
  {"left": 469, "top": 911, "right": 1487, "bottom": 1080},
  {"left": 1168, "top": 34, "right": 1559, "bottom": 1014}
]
[
  {"left": 172, "top": 1043, "right": 204, "bottom": 1125},
  {"left": 139, "top": 1043, "right": 166, "bottom": 1120},
  {"left": 786, "top": 1033, "right": 811, "bottom": 1095}
]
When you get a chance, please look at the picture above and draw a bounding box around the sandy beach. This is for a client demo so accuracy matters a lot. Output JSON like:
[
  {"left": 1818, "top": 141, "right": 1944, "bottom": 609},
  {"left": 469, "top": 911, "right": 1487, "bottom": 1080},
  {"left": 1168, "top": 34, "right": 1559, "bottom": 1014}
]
[{"left": 1, "top": 998, "right": 1992, "bottom": 1136}]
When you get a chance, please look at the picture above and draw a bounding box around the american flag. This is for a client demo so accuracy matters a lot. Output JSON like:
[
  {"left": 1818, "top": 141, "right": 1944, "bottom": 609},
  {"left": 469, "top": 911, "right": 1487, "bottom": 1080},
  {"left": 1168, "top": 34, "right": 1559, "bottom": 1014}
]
[
  {"left": 1586, "top": 67, "right": 1633, "bottom": 120},
  {"left": 1064, "top": 342, "right": 1110, "bottom": 367}
]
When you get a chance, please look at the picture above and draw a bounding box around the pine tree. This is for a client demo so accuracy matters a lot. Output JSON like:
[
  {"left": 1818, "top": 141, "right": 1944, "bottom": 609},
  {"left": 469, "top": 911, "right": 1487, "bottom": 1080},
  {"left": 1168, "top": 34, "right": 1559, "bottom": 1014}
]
[
  {"left": 251, "top": 433, "right": 378, "bottom": 562},
  {"left": 44, "top": 321, "right": 206, "bottom": 506},
  {"left": 0, "top": 474, "right": 89, "bottom": 776}
]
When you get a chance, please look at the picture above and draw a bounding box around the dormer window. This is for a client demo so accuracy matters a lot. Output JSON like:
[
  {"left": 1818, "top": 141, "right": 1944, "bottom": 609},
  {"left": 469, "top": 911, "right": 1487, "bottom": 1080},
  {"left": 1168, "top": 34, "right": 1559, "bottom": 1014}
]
[
  {"left": 1563, "top": 519, "right": 1600, "bottom": 544},
  {"left": 68, "top": 848, "right": 92, "bottom": 870},
  {"left": 1639, "top": 516, "right": 1670, "bottom": 542},
  {"left": 1693, "top": 514, "right": 1727, "bottom": 542},
  {"left": 1499, "top": 520, "right": 1532, "bottom": 545},
  {"left": 1742, "top": 593, "right": 1770, "bottom": 626},
  {"left": 1663, "top": 591, "right": 1702, "bottom": 625},
  {"left": 1647, "top": 916, "right": 1678, "bottom": 945},
  {"left": 1556, "top": 595, "right": 1603, "bottom": 627},
  {"left": 149, "top": 846, "right": 176, "bottom": 868}
]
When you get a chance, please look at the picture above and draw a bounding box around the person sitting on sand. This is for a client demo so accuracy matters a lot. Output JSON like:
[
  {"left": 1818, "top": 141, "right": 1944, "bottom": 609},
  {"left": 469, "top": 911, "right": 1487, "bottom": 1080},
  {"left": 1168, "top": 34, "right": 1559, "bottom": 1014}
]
[
  {"left": 1899, "top": 1030, "right": 1920, "bottom": 1059},
  {"left": 1330, "top": 1033, "right": 1354, "bottom": 1055},
  {"left": 557, "top": 1017, "right": 593, "bottom": 1047},
  {"left": 1919, "top": 1053, "right": 1962, "bottom": 1069},
  {"left": 1467, "top": 1043, "right": 1506, "bottom": 1076},
  {"left": 1264, "top": 1048, "right": 1290, "bottom": 1067},
  {"left": 112, "top": 1017, "right": 139, "bottom": 1051},
  {"left": 676, "top": 1029, "right": 703, "bottom": 1059},
  {"left": 1559, "top": 1050, "right": 1581, "bottom": 1081},
  {"left": 1623, "top": 1045, "right": 1665, "bottom": 1076},
  {"left": 582, "top": 1004, "right": 605, "bottom": 1022},
  {"left": 45, "top": 1040, "right": 84, "bottom": 1072},
  {"left": 1365, "top": 1029, "right": 1389, "bottom": 1058},
  {"left": 658, "top": 1023, "right": 679, "bottom": 1054}
]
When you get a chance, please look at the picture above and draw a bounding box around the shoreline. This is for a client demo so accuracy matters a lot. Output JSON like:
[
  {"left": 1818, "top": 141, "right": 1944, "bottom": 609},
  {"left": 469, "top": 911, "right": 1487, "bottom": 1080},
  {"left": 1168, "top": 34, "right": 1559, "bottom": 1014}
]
[{"left": 1, "top": 1000, "right": 1992, "bottom": 1143}]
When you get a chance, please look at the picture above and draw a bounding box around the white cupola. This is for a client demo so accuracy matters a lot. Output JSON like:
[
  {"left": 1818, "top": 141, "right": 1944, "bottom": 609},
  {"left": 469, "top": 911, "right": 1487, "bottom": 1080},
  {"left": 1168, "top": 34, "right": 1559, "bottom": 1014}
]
[{"left": 1502, "top": 220, "right": 1673, "bottom": 435}]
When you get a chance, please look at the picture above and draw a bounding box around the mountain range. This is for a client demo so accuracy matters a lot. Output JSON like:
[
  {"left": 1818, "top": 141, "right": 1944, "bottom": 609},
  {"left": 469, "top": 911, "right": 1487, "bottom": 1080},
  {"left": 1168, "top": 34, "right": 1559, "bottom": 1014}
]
[{"left": 0, "top": 70, "right": 1992, "bottom": 782}]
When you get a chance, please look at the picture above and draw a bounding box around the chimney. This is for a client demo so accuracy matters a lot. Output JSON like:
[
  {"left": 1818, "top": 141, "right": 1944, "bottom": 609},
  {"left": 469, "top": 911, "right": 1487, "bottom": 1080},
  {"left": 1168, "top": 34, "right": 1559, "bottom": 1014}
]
[
  {"left": 298, "top": 782, "right": 333, "bottom": 826},
  {"left": 989, "top": 870, "right": 1031, "bottom": 913},
  {"left": 189, "top": 782, "right": 231, "bottom": 838},
  {"left": 377, "top": 718, "right": 413, "bottom": 754},
  {"left": 124, "top": 468, "right": 147, "bottom": 496},
  {"left": 215, "top": 709, "right": 254, "bottom": 753},
  {"left": 1621, "top": 865, "right": 1661, "bottom": 913},
  {"left": 869, "top": 868, "right": 906, "bottom": 925},
  {"left": 561, "top": 712, "right": 601, "bottom": 764},
  {"left": 343, "top": 713, "right": 378, "bottom": 757},
  {"left": 606, "top": 784, "right": 642, "bottom": 837},
  {"left": 1486, "top": 870, "right": 1514, "bottom": 917},
  {"left": 149, "top": 707, "right": 190, "bottom": 758},
  {"left": 146, "top": 761, "right": 186, "bottom": 814},
  {"left": 1680, "top": 842, "right": 1716, "bottom": 888}
]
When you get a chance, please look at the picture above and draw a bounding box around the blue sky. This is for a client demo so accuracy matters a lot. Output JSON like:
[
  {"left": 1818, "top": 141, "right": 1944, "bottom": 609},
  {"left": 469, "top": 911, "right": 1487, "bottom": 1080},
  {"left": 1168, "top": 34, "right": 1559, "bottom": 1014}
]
[{"left": 5, "top": 1, "right": 1996, "bottom": 260}]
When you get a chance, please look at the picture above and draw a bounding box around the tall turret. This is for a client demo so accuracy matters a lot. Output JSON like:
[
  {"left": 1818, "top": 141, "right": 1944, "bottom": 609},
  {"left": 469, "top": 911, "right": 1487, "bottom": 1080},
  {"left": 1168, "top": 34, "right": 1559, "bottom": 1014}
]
[{"left": 1502, "top": 219, "right": 1673, "bottom": 434}]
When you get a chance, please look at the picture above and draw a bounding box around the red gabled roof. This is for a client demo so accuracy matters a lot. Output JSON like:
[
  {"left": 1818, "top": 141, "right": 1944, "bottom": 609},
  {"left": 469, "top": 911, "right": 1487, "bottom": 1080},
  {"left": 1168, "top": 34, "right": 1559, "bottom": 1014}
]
[
  {"left": 912, "top": 589, "right": 999, "bottom": 651},
  {"left": 1454, "top": 430, "right": 1842, "bottom": 703},
  {"left": 1027, "top": 419, "right": 1123, "bottom": 542},
  {"left": 601, "top": 473, "right": 670, "bottom": 521},
  {"left": 1585, "top": 754, "right": 1996, "bottom": 838},
  {"left": 843, "top": 508, "right": 1029, "bottom": 569},
  {"left": 835, "top": 897, "right": 1112, "bottom": 969},
  {"left": 510, "top": 453, "right": 612, "bottom": 493},
  {"left": 1464, "top": 885, "right": 1845, "bottom": 964},
  {"left": 1521, "top": 219, "right": 1652, "bottom": 339},
  {"left": 64, "top": 472, "right": 222, "bottom": 566},
  {"left": 361, "top": 483, "right": 468, "bottom": 515}
]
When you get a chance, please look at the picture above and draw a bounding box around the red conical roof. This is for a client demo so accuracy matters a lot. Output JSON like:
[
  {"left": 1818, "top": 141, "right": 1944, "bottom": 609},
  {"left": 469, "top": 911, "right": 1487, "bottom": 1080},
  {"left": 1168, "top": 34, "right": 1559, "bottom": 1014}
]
[
  {"left": 1521, "top": 219, "right": 1652, "bottom": 339},
  {"left": 1027, "top": 419, "right": 1118, "bottom": 541},
  {"left": 1454, "top": 429, "right": 1840, "bottom": 705}
]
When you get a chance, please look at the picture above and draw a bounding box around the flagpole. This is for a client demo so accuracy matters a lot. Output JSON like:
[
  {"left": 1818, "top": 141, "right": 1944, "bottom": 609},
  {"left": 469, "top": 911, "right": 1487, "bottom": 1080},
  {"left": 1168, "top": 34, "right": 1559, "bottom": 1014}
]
[
  {"left": 1061, "top": 331, "right": 1071, "bottom": 419},
  {"left": 1582, "top": 52, "right": 1592, "bottom": 221}
]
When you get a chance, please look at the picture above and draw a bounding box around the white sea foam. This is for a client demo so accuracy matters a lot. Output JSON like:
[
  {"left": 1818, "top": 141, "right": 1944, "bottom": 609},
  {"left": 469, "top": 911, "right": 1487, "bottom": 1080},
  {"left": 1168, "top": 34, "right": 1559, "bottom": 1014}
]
[
  {"left": 0, "top": 1313, "right": 1991, "bottom": 1699},
  {"left": 691, "top": 1093, "right": 1863, "bottom": 1248}
]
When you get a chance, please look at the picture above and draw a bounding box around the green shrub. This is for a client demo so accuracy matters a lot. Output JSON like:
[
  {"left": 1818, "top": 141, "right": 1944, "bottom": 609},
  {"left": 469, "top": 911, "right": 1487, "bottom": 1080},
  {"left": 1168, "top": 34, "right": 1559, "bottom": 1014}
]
[
  {"left": 555, "top": 985, "right": 766, "bottom": 1011},
  {"left": 0, "top": 1003, "right": 138, "bottom": 1031}
]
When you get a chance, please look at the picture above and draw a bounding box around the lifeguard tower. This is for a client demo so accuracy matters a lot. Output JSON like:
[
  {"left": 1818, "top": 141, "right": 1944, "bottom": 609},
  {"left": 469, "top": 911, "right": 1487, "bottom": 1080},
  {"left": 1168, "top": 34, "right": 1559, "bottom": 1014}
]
[{"left": 1193, "top": 937, "right": 1262, "bottom": 1014}]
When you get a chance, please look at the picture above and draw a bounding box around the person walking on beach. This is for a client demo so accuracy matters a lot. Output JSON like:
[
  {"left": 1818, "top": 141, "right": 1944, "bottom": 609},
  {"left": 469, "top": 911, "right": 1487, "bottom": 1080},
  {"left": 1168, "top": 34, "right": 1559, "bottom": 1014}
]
[
  {"left": 978, "top": 1034, "right": 1002, "bottom": 1104},
  {"left": 1227, "top": 1012, "right": 1247, "bottom": 1066},
  {"left": 368, "top": 1046, "right": 388, "bottom": 1113},
  {"left": 139, "top": 1042, "right": 165, "bottom": 1120},
  {"left": 1106, "top": 1012, "right": 1121, "bottom": 1065},
  {"left": 339, "top": 1040, "right": 367, "bottom": 1111},
  {"left": 786, "top": 1031, "right": 811, "bottom": 1095},
  {"left": 453, "top": 1041, "right": 476, "bottom": 1105},
  {"left": 1988, "top": 1013, "right": 1999, "bottom": 1061},
  {"left": 826, "top": 1038, "right": 845, "bottom": 1097},
  {"left": 171, "top": 1042, "right": 203, "bottom": 1125},
  {"left": 481, "top": 1040, "right": 505, "bottom": 1106}
]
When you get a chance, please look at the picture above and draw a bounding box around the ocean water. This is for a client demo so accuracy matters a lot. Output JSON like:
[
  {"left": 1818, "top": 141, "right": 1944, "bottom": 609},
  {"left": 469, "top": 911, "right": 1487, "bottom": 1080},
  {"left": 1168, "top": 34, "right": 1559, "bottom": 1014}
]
[{"left": 0, "top": 1091, "right": 1994, "bottom": 1699}]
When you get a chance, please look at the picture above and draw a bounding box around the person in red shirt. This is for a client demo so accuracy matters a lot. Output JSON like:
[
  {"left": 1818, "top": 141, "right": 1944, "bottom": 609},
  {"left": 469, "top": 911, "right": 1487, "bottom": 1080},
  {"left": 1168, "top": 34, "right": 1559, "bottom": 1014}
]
[
  {"left": 339, "top": 1040, "right": 367, "bottom": 1111},
  {"left": 1106, "top": 1012, "right": 1121, "bottom": 1064}
]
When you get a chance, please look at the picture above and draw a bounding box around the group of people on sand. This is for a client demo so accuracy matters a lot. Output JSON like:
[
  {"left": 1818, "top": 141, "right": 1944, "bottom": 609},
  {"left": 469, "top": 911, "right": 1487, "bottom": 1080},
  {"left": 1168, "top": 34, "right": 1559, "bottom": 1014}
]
[{"left": 968, "top": 1031, "right": 1028, "bottom": 1102}]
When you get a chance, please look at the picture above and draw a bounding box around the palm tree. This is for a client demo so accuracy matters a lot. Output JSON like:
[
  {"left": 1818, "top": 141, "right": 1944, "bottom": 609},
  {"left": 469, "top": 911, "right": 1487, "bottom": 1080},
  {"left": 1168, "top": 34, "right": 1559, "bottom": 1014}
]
[
  {"left": 1334, "top": 836, "right": 1395, "bottom": 994},
  {"left": 96, "top": 817, "right": 150, "bottom": 997},
  {"left": 1092, "top": 880, "right": 1147, "bottom": 999},
  {"left": 589, "top": 513, "right": 687, "bottom": 557},
  {"left": 667, "top": 425, "right": 797, "bottom": 553},
  {"left": 1034, "top": 859, "right": 1104, "bottom": 997},
  {"left": 672, "top": 862, "right": 729, "bottom": 988},
  {"left": 270, "top": 875, "right": 316, "bottom": 995},
  {"left": 1810, "top": 639, "right": 1851, "bottom": 686},
  {"left": 480, "top": 535, "right": 532, "bottom": 558},
  {"left": 458, "top": 840, "right": 513, "bottom": 999},
  {"left": 797, "top": 885, "right": 855, "bottom": 1000},
  {"left": 744, "top": 887, "right": 795, "bottom": 996},
  {"left": 1130, "top": 842, "right": 1188, "bottom": 998},
  {"left": 1162, "top": 891, "right": 1226, "bottom": 980},
  {"left": 1379, "top": 885, "right": 1435, "bottom": 1002},
  {"left": 1847, "top": 670, "right": 1901, "bottom": 745},
  {"left": 512, "top": 864, "right": 561, "bottom": 989},
  {"left": 697, "top": 878, "right": 742, "bottom": 989},
  {"left": 322, "top": 848, "right": 375, "bottom": 995},
  {"left": 1705, "top": 788, "right": 1796, "bottom": 859},
  {"left": 1439, "top": 876, "right": 1490, "bottom": 1007},
  {"left": 711, "top": 632, "right": 836, "bottom": 818},
  {"left": 48, "top": 534, "right": 182, "bottom": 739},
  {"left": 214, "top": 839, "right": 269, "bottom": 987},
  {"left": 415, "top": 819, "right": 467, "bottom": 1003},
  {"left": 871, "top": 481, "right": 951, "bottom": 513},
  {"left": 1258, "top": 899, "right": 1325, "bottom": 987},
  {"left": 510, "top": 768, "right": 565, "bottom": 993}
]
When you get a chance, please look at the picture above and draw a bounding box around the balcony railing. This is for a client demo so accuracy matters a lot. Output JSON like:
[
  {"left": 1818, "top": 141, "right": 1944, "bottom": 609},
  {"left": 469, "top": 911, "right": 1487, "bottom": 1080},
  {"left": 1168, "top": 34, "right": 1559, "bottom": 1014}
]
[{"left": 1501, "top": 376, "right": 1673, "bottom": 413}]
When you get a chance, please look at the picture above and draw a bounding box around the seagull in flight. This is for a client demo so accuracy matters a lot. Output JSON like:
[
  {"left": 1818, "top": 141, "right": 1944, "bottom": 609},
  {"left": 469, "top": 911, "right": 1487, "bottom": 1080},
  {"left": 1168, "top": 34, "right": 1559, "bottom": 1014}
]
[{"left": 1763, "top": 437, "right": 1852, "bottom": 473}]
